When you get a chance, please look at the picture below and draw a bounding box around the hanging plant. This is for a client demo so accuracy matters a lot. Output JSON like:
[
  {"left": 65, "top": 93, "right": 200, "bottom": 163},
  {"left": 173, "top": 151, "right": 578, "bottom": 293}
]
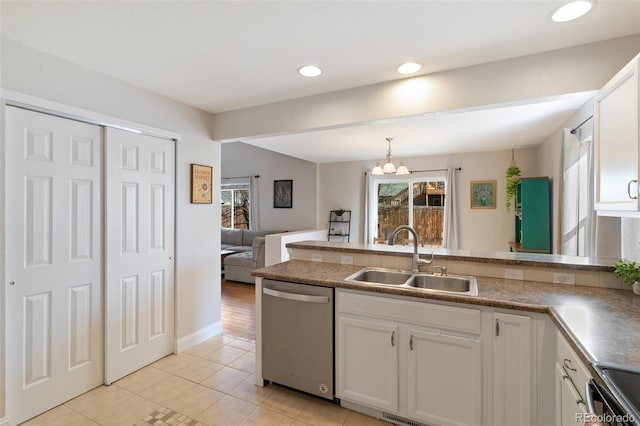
[{"left": 505, "top": 149, "right": 521, "bottom": 213}]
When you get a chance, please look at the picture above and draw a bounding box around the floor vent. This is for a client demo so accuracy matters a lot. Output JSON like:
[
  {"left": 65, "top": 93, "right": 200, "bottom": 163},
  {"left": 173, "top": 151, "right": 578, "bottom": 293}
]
[{"left": 382, "top": 412, "right": 428, "bottom": 426}]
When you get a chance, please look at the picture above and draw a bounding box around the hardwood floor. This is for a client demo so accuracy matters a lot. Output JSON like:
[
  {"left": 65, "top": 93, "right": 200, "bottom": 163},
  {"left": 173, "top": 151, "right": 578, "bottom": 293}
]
[{"left": 221, "top": 278, "right": 256, "bottom": 340}]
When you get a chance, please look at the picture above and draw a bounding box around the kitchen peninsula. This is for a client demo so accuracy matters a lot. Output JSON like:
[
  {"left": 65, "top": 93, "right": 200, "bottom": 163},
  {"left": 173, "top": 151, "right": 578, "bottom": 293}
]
[{"left": 253, "top": 241, "right": 640, "bottom": 425}]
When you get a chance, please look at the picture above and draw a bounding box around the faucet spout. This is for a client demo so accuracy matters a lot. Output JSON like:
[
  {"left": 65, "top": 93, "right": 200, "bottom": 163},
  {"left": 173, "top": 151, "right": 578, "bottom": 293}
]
[{"left": 388, "top": 225, "right": 433, "bottom": 273}]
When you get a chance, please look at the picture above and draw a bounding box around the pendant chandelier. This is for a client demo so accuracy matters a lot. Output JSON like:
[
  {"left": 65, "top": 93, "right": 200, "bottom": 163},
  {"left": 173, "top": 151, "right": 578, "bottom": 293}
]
[{"left": 371, "top": 137, "right": 410, "bottom": 175}]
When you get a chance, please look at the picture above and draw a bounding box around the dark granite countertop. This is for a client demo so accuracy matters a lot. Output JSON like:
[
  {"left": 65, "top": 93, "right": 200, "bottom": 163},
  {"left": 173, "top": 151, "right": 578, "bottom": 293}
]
[
  {"left": 286, "top": 240, "right": 617, "bottom": 272},
  {"left": 253, "top": 260, "right": 640, "bottom": 370}
]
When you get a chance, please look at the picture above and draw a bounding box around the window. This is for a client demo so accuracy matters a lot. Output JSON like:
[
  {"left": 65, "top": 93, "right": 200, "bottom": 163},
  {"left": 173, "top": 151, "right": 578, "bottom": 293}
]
[
  {"left": 221, "top": 183, "right": 250, "bottom": 229},
  {"left": 372, "top": 176, "right": 446, "bottom": 247}
]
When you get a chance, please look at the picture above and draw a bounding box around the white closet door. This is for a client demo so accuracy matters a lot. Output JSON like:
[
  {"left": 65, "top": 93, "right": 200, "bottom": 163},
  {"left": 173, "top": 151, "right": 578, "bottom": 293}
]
[
  {"left": 105, "top": 127, "right": 175, "bottom": 384},
  {"left": 5, "top": 106, "right": 103, "bottom": 424}
]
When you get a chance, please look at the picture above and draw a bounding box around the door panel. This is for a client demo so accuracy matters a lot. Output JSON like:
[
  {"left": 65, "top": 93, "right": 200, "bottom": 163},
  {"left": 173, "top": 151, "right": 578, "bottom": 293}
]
[
  {"left": 105, "top": 127, "right": 175, "bottom": 383},
  {"left": 6, "top": 106, "right": 103, "bottom": 424},
  {"left": 337, "top": 316, "right": 399, "bottom": 412},
  {"left": 407, "top": 328, "right": 482, "bottom": 426}
]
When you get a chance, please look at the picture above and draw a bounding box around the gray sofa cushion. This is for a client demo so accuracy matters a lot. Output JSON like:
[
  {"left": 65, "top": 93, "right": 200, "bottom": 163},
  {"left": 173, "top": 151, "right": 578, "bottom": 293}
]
[
  {"left": 242, "top": 230, "right": 271, "bottom": 246},
  {"left": 221, "top": 228, "right": 243, "bottom": 246},
  {"left": 224, "top": 251, "right": 256, "bottom": 268}
]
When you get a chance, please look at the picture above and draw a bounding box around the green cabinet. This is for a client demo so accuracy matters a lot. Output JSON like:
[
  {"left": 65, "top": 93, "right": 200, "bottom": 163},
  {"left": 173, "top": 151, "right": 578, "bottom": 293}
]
[{"left": 512, "top": 177, "right": 551, "bottom": 253}]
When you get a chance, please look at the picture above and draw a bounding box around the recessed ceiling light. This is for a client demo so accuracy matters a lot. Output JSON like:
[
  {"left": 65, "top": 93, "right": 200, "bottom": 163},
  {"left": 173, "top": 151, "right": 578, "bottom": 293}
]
[
  {"left": 551, "top": 0, "right": 593, "bottom": 22},
  {"left": 396, "top": 62, "right": 423, "bottom": 75},
  {"left": 298, "top": 65, "right": 322, "bottom": 78}
]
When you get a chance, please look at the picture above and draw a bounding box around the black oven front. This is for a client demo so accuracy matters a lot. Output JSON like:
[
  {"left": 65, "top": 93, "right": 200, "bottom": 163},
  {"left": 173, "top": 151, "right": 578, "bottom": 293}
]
[{"left": 585, "top": 380, "right": 638, "bottom": 426}]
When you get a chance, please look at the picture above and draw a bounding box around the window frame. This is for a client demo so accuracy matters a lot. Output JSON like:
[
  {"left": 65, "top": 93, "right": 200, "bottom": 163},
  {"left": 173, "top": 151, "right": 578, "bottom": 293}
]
[
  {"left": 367, "top": 172, "right": 447, "bottom": 245},
  {"left": 221, "top": 181, "right": 251, "bottom": 229}
]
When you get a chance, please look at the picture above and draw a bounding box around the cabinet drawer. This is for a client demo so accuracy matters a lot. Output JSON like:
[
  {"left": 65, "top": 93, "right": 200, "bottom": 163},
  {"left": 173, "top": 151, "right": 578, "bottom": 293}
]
[
  {"left": 557, "top": 334, "right": 591, "bottom": 396},
  {"left": 337, "top": 289, "right": 480, "bottom": 335}
]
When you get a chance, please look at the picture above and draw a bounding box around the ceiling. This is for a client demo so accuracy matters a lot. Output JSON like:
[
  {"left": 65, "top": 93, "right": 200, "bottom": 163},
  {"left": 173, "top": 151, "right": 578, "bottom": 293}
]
[{"left": 1, "top": 1, "right": 639, "bottom": 162}]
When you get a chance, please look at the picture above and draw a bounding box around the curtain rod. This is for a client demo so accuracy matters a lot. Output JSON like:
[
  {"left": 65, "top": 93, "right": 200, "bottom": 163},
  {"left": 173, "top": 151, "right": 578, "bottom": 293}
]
[
  {"left": 570, "top": 115, "right": 593, "bottom": 134},
  {"left": 222, "top": 175, "right": 259, "bottom": 180},
  {"left": 364, "top": 167, "right": 461, "bottom": 175},
  {"left": 410, "top": 167, "right": 462, "bottom": 173}
]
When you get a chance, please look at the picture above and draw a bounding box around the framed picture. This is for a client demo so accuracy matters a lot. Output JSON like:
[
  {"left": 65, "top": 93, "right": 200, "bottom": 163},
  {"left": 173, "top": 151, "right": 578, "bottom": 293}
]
[
  {"left": 470, "top": 180, "right": 496, "bottom": 209},
  {"left": 273, "top": 179, "right": 293, "bottom": 208},
  {"left": 191, "top": 164, "right": 213, "bottom": 204}
]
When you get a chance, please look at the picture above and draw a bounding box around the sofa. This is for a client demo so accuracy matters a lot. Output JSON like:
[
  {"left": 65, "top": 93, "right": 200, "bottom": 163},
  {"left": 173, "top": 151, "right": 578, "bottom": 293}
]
[{"left": 221, "top": 228, "right": 282, "bottom": 284}]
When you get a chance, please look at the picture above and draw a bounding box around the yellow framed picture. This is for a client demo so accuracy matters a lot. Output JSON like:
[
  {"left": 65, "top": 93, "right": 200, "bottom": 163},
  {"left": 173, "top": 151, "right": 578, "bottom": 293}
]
[
  {"left": 191, "top": 164, "right": 212, "bottom": 204},
  {"left": 470, "top": 180, "right": 496, "bottom": 209}
]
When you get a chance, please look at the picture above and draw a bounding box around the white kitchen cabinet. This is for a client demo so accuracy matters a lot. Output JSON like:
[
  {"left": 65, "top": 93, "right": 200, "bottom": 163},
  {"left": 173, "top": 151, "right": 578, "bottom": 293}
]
[
  {"left": 594, "top": 53, "right": 640, "bottom": 215},
  {"left": 492, "top": 312, "right": 533, "bottom": 426},
  {"left": 336, "top": 316, "right": 399, "bottom": 413},
  {"left": 555, "top": 334, "right": 591, "bottom": 426},
  {"left": 556, "top": 363, "right": 588, "bottom": 426},
  {"left": 407, "top": 327, "right": 482, "bottom": 426},
  {"left": 336, "top": 289, "right": 482, "bottom": 425}
]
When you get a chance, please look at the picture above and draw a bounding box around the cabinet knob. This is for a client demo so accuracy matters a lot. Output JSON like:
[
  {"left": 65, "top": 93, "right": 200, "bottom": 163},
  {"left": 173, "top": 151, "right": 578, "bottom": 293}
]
[{"left": 628, "top": 179, "right": 638, "bottom": 200}]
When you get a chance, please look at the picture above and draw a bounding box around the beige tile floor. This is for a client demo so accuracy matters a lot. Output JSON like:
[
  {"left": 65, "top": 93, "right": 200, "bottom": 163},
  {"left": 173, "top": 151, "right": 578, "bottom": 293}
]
[{"left": 23, "top": 334, "right": 390, "bottom": 426}]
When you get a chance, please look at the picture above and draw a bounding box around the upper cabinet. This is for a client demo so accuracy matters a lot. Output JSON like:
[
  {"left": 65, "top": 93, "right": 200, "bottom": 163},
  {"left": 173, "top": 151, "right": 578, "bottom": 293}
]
[{"left": 594, "top": 53, "right": 640, "bottom": 216}]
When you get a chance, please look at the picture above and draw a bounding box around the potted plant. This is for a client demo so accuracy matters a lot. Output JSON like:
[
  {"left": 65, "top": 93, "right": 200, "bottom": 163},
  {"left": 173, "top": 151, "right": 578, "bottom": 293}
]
[
  {"left": 505, "top": 149, "right": 521, "bottom": 213},
  {"left": 334, "top": 209, "right": 346, "bottom": 218},
  {"left": 613, "top": 259, "right": 640, "bottom": 295}
]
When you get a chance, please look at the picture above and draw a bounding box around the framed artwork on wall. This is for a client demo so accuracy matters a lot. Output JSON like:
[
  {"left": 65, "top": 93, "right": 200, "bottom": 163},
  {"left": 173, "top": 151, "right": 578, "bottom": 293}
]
[
  {"left": 470, "top": 180, "right": 496, "bottom": 209},
  {"left": 273, "top": 179, "right": 293, "bottom": 208},
  {"left": 191, "top": 164, "right": 213, "bottom": 204}
]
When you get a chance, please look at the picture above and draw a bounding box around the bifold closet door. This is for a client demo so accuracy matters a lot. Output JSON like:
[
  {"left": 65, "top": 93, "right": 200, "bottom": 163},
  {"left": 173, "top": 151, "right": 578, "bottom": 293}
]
[
  {"left": 5, "top": 106, "right": 103, "bottom": 424},
  {"left": 104, "top": 127, "right": 175, "bottom": 384}
]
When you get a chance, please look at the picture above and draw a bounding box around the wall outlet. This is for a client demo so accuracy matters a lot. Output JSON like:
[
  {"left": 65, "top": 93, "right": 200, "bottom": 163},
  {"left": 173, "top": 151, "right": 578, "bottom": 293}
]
[
  {"left": 504, "top": 269, "right": 524, "bottom": 280},
  {"left": 341, "top": 255, "right": 354, "bottom": 265},
  {"left": 311, "top": 253, "right": 323, "bottom": 262},
  {"left": 553, "top": 272, "right": 575, "bottom": 285}
]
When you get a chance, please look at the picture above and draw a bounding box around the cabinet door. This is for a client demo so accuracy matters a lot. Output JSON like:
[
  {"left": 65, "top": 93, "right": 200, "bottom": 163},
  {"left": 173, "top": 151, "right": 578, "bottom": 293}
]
[
  {"left": 556, "top": 363, "right": 587, "bottom": 426},
  {"left": 336, "top": 316, "right": 399, "bottom": 412},
  {"left": 493, "top": 313, "right": 532, "bottom": 426},
  {"left": 595, "top": 55, "right": 639, "bottom": 212},
  {"left": 407, "top": 328, "right": 482, "bottom": 426}
]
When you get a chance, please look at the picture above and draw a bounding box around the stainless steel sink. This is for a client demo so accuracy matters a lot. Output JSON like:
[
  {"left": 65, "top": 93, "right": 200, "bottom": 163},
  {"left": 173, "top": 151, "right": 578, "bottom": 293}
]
[
  {"left": 345, "top": 267, "right": 412, "bottom": 286},
  {"left": 408, "top": 274, "right": 475, "bottom": 294},
  {"left": 345, "top": 267, "right": 478, "bottom": 296}
]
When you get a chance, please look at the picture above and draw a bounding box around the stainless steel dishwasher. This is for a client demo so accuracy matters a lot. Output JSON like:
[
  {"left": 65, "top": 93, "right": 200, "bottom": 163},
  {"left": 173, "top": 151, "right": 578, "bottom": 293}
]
[{"left": 262, "top": 279, "right": 334, "bottom": 400}]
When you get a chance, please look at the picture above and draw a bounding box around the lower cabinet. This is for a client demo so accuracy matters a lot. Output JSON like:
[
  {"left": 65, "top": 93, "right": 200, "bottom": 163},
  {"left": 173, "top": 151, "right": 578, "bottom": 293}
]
[
  {"left": 407, "top": 327, "right": 482, "bottom": 425},
  {"left": 336, "top": 290, "right": 538, "bottom": 426},
  {"left": 336, "top": 289, "right": 483, "bottom": 426},
  {"left": 492, "top": 312, "right": 533, "bottom": 426},
  {"left": 555, "top": 334, "right": 591, "bottom": 426},
  {"left": 337, "top": 316, "right": 399, "bottom": 412},
  {"left": 557, "top": 363, "right": 588, "bottom": 426}
]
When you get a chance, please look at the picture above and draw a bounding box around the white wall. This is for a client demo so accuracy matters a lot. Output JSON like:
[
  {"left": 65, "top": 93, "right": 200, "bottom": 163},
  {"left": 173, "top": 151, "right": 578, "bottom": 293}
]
[
  {"left": 221, "top": 142, "right": 317, "bottom": 231},
  {"left": 0, "top": 38, "right": 221, "bottom": 413},
  {"left": 622, "top": 218, "right": 640, "bottom": 262},
  {"left": 318, "top": 147, "right": 539, "bottom": 252},
  {"left": 537, "top": 98, "right": 621, "bottom": 256}
]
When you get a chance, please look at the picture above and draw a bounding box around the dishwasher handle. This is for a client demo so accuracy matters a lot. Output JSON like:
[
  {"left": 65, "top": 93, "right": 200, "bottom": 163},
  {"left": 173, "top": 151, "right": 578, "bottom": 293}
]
[{"left": 263, "top": 287, "right": 330, "bottom": 304}]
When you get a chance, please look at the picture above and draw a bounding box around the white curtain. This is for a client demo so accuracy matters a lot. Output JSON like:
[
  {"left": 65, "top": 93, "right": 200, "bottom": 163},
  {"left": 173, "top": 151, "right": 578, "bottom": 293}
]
[
  {"left": 250, "top": 175, "right": 260, "bottom": 230},
  {"left": 363, "top": 172, "right": 371, "bottom": 244},
  {"left": 443, "top": 168, "right": 459, "bottom": 249}
]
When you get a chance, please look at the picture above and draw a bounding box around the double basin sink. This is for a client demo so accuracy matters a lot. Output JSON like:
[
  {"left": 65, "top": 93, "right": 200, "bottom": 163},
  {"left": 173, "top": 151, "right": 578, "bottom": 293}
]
[{"left": 345, "top": 267, "right": 478, "bottom": 296}]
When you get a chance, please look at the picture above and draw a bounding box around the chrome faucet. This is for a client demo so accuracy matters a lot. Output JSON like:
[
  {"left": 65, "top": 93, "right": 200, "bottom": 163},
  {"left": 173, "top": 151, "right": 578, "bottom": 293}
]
[{"left": 388, "top": 225, "right": 434, "bottom": 273}]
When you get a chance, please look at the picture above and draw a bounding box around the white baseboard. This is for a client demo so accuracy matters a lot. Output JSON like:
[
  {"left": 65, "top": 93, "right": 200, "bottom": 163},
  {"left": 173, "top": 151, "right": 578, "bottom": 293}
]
[{"left": 175, "top": 321, "right": 222, "bottom": 353}]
